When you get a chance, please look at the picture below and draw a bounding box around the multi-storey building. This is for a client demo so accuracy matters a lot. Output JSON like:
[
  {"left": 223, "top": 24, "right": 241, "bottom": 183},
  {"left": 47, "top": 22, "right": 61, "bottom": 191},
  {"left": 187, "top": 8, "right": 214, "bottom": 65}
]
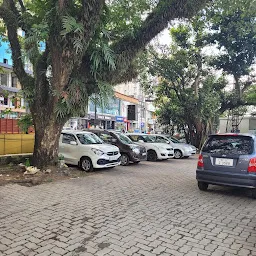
[{"left": 0, "top": 40, "right": 28, "bottom": 119}]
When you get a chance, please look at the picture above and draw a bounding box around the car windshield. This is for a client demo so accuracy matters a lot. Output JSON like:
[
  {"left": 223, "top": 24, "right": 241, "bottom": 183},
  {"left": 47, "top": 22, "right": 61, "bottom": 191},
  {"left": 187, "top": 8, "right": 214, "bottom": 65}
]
[
  {"left": 164, "top": 135, "right": 181, "bottom": 143},
  {"left": 76, "top": 133, "right": 103, "bottom": 145},
  {"left": 140, "top": 135, "right": 156, "bottom": 143},
  {"left": 170, "top": 137, "right": 181, "bottom": 143},
  {"left": 202, "top": 135, "right": 254, "bottom": 155},
  {"left": 115, "top": 133, "right": 133, "bottom": 144}
]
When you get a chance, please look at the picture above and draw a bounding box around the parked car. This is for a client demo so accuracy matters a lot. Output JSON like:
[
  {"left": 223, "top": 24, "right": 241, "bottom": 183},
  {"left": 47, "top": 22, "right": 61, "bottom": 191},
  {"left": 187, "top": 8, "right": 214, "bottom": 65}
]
[
  {"left": 196, "top": 133, "right": 256, "bottom": 198},
  {"left": 86, "top": 129, "right": 147, "bottom": 166},
  {"left": 126, "top": 133, "right": 174, "bottom": 161},
  {"left": 59, "top": 131, "right": 121, "bottom": 172},
  {"left": 164, "top": 135, "right": 197, "bottom": 158},
  {"left": 150, "top": 134, "right": 196, "bottom": 159}
]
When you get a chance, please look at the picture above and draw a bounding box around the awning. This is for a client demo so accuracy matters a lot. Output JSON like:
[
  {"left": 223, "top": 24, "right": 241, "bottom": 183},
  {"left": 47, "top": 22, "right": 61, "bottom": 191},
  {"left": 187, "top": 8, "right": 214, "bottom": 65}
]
[
  {"left": 0, "top": 85, "right": 20, "bottom": 93},
  {"left": 114, "top": 91, "right": 139, "bottom": 104}
]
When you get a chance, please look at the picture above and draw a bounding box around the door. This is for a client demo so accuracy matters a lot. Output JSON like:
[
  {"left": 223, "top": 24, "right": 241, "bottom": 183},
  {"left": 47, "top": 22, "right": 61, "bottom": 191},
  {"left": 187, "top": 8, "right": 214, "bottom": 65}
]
[{"left": 59, "top": 133, "right": 79, "bottom": 164}]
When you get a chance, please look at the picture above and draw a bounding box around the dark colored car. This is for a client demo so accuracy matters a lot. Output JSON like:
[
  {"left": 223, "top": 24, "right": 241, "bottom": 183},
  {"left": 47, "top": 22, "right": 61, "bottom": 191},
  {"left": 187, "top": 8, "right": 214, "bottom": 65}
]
[
  {"left": 86, "top": 129, "right": 147, "bottom": 166},
  {"left": 196, "top": 133, "right": 256, "bottom": 198}
]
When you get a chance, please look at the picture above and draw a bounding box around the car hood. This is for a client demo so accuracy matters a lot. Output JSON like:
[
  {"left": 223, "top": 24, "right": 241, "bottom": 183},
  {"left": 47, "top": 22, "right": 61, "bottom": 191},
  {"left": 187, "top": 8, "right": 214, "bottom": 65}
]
[
  {"left": 89, "top": 143, "right": 119, "bottom": 152},
  {"left": 146, "top": 142, "right": 173, "bottom": 149}
]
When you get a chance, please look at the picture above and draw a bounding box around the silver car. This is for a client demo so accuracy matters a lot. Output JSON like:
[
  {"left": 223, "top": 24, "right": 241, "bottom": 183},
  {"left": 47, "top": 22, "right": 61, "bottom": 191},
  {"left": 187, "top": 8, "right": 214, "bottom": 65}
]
[
  {"left": 196, "top": 133, "right": 256, "bottom": 198},
  {"left": 154, "top": 134, "right": 196, "bottom": 159}
]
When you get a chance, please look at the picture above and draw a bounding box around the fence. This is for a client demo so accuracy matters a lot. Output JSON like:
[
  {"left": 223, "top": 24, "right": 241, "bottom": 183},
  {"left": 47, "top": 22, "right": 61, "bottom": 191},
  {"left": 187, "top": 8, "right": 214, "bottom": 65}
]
[
  {"left": 0, "top": 119, "right": 21, "bottom": 133},
  {"left": 0, "top": 134, "right": 34, "bottom": 155}
]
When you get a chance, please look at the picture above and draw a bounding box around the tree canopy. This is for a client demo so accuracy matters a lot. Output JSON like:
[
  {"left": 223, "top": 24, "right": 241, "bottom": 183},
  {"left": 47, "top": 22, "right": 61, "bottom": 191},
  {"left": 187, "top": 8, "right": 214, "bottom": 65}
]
[
  {"left": 141, "top": 0, "right": 256, "bottom": 147},
  {"left": 0, "top": 0, "right": 210, "bottom": 167}
]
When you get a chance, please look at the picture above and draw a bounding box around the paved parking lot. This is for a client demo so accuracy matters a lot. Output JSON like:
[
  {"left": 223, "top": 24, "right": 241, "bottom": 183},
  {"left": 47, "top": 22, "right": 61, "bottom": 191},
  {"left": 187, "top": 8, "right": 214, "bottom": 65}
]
[{"left": 0, "top": 156, "right": 256, "bottom": 256}]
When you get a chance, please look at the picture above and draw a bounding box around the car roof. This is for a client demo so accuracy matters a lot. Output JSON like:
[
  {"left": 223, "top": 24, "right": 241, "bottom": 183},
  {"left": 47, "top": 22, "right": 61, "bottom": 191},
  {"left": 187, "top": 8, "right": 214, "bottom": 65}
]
[
  {"left": 126, "top": 133, "right": 151, "bottom": 135},
  {"left": 209, "top": 133, "right": 256, "bottom": 138},
  {"left": 61, "top": 130, "right": 93, "bottom": 135}
]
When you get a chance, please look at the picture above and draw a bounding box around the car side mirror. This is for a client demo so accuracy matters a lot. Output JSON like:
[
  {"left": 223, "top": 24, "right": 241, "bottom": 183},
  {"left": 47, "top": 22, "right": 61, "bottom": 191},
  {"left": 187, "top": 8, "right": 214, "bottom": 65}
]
[
  {"left": 138, "top": 140, "right": 144, "bottom": 143},
  {"left": 167, "top": 141, "right": 170, "bottom": 144},
  {"left": 70, "top": 141, "right": 77, "bottom": 145}
]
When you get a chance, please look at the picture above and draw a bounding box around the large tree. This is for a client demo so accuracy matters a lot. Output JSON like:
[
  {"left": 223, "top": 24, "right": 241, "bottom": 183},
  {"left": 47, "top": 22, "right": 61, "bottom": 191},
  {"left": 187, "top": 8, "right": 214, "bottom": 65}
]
[
  {"left": 141, "top": 0, "right": 256, "bottom": 147},
  {"left": 0, "top": 0, "right": 209, "bottom": 167}
]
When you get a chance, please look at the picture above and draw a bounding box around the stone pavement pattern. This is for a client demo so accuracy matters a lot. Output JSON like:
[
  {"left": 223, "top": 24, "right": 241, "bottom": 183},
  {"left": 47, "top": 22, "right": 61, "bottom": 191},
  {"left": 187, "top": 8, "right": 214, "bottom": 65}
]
[{"left": 0, "top": 157, "right": 256, "bottom": 256}]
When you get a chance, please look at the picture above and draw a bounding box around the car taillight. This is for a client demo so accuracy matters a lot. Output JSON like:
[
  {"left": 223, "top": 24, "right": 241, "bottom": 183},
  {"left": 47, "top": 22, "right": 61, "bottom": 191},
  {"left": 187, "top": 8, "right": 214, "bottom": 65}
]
[
  {"left": 248, "top": 157, "right": 256, "bottom": 173},
  {"left": 197, "top": 154, "right": 204, "bottom": 168}
]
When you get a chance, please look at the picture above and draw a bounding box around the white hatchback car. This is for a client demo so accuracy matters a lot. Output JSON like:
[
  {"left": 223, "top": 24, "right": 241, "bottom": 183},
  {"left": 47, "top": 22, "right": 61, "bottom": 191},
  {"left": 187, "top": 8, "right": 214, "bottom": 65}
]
[
  {"left": 59, "top": 131, "right": 121, "bottom": 171},
  {"left": 126, "top": 133, "right": 174, "bottom": 161}
]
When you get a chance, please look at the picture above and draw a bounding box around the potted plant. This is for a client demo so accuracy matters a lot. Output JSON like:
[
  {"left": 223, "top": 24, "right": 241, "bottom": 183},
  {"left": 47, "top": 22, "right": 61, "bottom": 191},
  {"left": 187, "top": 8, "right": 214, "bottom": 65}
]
[{"left": 58, "top": 154, "right": 65, "bottom": 168}]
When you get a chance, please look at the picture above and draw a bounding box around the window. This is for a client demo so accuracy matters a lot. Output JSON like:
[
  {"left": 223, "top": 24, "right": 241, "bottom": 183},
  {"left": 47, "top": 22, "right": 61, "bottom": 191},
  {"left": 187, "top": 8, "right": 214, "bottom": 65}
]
[
  {"left": 12, "top": 76, "right": 17, "bottom": 88},
  {"left": 77, "top": 133, "right": 103, "bottom": 144},
  {"left": 115, "top": 133, "right": 133, "bottom": 144},
  {"left": 0, "top": 74, "right": 8, "bottom": 86},
  {"left": 3, "top": 97, "right": 8, "bottom": 105},
  {"left": 99, "top": 133, "right": 113, "bottom": 143},
  {"left": 202, "top": 135, "right": 254, "bottom": 155},
  {"left": 3, "top": 58, "right": 8, "bottom": 64},
  {"left": 62, "top": 133, "right": 77, "bottom": 144},
  {"left": 128, "top": 135, "right": 145, "bottom": 142},
  {"left": 155, "top": 136, "right": 168, "bottom": 143}
]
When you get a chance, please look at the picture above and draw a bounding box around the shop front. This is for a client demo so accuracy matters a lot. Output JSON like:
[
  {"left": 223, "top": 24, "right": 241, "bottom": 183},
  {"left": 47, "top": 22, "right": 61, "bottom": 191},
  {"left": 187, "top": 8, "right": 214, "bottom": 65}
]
[{"left": 89, "top": 113, "right": 116, "bottom": 129}]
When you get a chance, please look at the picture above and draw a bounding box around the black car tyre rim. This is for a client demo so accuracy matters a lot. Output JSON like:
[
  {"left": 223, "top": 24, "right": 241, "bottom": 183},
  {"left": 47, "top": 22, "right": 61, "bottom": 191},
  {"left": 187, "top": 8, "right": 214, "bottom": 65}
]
[
  {"left": 120, "top": 154, "right": 129, "bottom": 166},
  {"left": 81, "top": 157, "right": 93, "bottom": 172},
  {"left": 198, "top": 181, "right": 208, "bottom": 191},
  {"left": 174, "top": 150, "right": 182, "bottom": 159},
  {"left": 147, "top": 150, "right": 157, "bottom": 161}
]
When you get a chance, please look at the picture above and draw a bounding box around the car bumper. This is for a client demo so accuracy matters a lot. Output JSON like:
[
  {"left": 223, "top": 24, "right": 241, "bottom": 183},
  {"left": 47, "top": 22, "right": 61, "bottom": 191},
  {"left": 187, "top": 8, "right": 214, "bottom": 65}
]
[
  {"left": 183, "top": 149, "right": 196, "bottom": 156},
  {"left": 157, "top": 151, "right": 174, "bottom": 160},
  {"left": 196, "top": 169, "right": 256, "bottom": 189},
  {"left": 129, "top": 152, "right": 147, "bottom": 162},
  {"left": 93, "top": 156, "right": 121, "bottom": 169}
]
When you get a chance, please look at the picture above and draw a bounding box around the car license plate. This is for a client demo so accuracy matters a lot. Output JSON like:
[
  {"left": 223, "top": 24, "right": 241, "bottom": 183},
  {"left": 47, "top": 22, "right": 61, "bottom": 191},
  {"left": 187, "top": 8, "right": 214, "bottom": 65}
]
[
  {"left": 142, "top": 153, "right": 146, "bottom": 156},
  {"left": 215, "top": 158, "right": 233, "bottom": 166},
  {"left": 109, "top": 156, "right": 116, "bottom": 161}
]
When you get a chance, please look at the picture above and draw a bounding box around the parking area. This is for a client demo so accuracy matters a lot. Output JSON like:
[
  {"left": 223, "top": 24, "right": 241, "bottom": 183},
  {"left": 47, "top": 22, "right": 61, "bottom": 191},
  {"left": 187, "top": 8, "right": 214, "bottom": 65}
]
[{"left": 0, "top": 156, "right": 256, "bottom": 256}]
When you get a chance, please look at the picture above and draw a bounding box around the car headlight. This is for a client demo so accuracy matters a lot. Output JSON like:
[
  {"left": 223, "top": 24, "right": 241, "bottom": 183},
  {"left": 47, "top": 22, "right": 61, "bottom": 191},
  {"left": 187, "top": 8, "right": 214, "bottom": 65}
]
[
  {"left": 132, "top": 148, "right": 140, "bottom": 154},
  {"left": 91, "top": 148, "right": 104, "bottom": 156}
]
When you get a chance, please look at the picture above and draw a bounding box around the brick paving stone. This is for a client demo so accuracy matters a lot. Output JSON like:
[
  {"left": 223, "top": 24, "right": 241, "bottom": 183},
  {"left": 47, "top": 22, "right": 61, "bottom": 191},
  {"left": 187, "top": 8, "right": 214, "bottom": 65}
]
[{"left": 0, "top": 158, "right": 256, "bottom": 256}]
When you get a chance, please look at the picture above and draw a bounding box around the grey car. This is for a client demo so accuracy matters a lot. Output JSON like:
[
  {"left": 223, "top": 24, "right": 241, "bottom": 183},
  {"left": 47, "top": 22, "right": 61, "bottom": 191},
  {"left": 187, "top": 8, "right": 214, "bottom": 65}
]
[{"left": 196, "top": 133, "right": 256, "bottom": 198}]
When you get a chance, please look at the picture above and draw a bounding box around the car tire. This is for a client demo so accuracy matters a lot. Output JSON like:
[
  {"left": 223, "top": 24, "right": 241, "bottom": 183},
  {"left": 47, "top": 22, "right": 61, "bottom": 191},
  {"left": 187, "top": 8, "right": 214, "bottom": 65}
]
[
  {"left": 120, "top": 153, "right": 130, "bottom": 166},
  {"left": 198, "top": 181, "right": 208, "bottom": 191},
  {"left": 80, "top": 157, "right": 93, "bottom": 172},
  {"left": 147, "top": 150, "right": 157, "bottom": 161},
  {"left": 252, "top": 189, "right": 256, "bottom": 199},
  {"left": 174, "top": 150, "right": 183, "bottom": 159}
]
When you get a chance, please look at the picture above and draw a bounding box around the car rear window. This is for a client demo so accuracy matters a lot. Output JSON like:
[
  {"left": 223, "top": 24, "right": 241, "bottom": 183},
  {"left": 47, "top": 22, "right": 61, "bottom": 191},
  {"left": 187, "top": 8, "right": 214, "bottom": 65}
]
[{"left": 202, "top": 135, "right": 254, "bottom": 155}]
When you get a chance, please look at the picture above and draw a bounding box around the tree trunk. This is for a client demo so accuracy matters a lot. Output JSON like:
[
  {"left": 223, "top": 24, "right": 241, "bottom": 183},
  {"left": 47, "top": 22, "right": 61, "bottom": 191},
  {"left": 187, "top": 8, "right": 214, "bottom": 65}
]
[{"left": 32, "top": 117, "right": 65, "bottom": 168}]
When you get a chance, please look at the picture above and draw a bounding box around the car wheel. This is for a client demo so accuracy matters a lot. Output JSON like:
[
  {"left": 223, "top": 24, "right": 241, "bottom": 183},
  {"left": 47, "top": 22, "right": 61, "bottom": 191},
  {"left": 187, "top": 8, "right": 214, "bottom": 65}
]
[
  {"left": 120, "top": 153, "right": 130, "bottom": 166},
  {"left": 174, "top": 150, "right": 183, "bottom": 159},
  {"left": 252, "top": 189, "right": 256, "bottom": 199},
  {"left": 147, "top": 150, "right": 157, "bottom": 161},
  {"left": 80, "top": 157, "right": 93, "bottom": 172},
  {"left": 198, "top": 181, "right": 208, "bottom": 191}
]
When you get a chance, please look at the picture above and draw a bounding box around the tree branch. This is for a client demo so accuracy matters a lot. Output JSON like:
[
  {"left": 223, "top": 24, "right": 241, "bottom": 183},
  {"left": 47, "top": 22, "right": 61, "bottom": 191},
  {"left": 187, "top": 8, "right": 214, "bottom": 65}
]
[
  {"left": 82, "top": 0, "right": 105, "bottom": 47},
  {"left": 104, "top": 0, "right": 211, "bottom": 83},
  {"left": 17, "top": 0, "right": 26, "bottom": 13},
  {"left": 0, "top": 0, "right": 34, "bottom": 89}
]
